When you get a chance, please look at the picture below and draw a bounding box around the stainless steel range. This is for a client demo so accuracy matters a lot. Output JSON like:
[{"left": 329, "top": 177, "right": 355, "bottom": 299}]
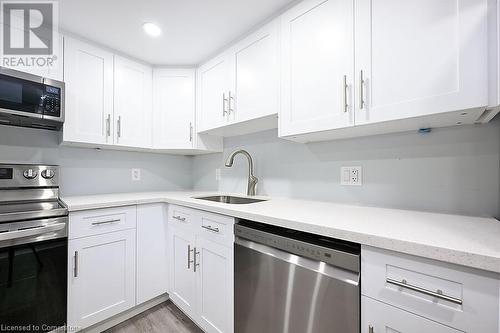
[{"left": 0, "top": 164, "right": 68, "bottom": 333}]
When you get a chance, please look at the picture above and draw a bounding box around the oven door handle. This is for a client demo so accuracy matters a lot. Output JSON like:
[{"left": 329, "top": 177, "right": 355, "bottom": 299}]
[{"left": 0, "top": 222, "right": 66, "bottom": 241}]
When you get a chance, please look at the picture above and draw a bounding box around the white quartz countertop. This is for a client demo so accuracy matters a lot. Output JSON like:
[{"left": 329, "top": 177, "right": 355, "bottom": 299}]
[{"left": 61, "top": 191, "right": 500, "bottom": 274}]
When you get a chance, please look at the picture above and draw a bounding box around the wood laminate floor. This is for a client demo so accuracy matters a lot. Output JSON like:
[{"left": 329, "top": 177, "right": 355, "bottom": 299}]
[{"left": 104, "top": 301, "right": 203, "bottom": 333}]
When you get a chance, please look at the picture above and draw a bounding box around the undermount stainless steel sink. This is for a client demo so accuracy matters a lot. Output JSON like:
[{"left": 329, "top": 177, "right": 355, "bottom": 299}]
[{"left": 194, "top": 195, "right": 268, "bottom": 204}]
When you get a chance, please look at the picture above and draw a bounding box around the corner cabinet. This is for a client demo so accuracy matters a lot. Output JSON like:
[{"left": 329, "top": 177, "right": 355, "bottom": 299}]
[
  {"left": 136, "top": 204, "right": 169, "bottom": 304},
  {"left": 114, "top": 56, "right": 153, "bottom": 148},
  {"left": 63, "top": 37, "right": 114, "bottom": 145},
  {"left": 62, "top": 37, "right": 221, "bottom": 154},
  {"left": 153, "top": 69, "right": 195, "bottom": 149},
  {"left": 68, "top": 204, "right": 169, "bottom": 331},
  {"left": 168, "top": 205, "right": 234, "bottom": 333}
]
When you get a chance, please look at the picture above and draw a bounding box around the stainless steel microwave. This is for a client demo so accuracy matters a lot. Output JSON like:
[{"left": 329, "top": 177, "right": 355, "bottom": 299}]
[{"left": 0, "top": 67, "right": 64, "bottom": 131}]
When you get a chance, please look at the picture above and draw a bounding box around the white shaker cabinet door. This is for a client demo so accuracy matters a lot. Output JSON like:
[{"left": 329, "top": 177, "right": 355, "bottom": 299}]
[
  {"left": 136, "top": 204, "right": 169, "bottom": 304},
  {"left": 63, "top": 37, "right": 114, "bottom": 145},
  {"left": 168, "top": 225, "right": 197, "bottom": 318},
  {"left": 280, "top": 0, "right": 355, "bottom": 137},
  {"left": 197, "top": 54, "right": 232, "bottom": 132},
  {"left": 114, "top": 56, "right": 153, "bottom": 148},
  {"left": 231, "top": 20, "right": 280, "bottom": 123},
  {"left": 195, "top": 236, "right": 233, "bottom": 333},
  {"left": 153, "top": 68, "right": 195, "bottom": 149},
  {"left": 67, "top": 229, "right": 136, "bottom": 330},
  {"left": 354, "top": 0, "right": 489, "bottom": 125},
  {"left": 362, "top": 296, "right": 461, "bottom": 333}
]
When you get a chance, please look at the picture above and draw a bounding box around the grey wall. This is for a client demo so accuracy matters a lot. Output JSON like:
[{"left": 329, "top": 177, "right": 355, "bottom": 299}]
[
  {"left": 1, "top": 121, "right": 498, "bottom": 218},
  {"left": 193, "top": 122, "right": 500, "bottom": 218},
  {"left": 0, "top": 125, "right": 192, "bottom": 196}
]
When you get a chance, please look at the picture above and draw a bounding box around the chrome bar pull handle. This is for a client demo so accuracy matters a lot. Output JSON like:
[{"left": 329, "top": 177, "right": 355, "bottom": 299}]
[
  {"left": 91, "top": 218, "right": 120, "bottom": 226},
  {"left": 193, "top": 247, "right": 200, "bottom": 272},
  {"left": 228, "top": 91, "right": 235, "bottom": 114},
  {"left": 386, "top": 278, "right": 462, "bottom": 305},
  {"left": 368, "top": 325, "right": 374, "bottom": 333},
  {"left": 222, "top": 93, "right": 228, "bottom": 117},
  {"left": 106, "top": 114, "right": 111, "bottom": 137},
  {"left": 359, "top": 70, "right": 365, "bottom": 110},
  {"left": 117, "top": 116, "right": 122, "bottom": 138},
  {"left": 74, "top": 251, "right": 79, "bottom": 278},
  {"left": 202, "top": 225, "right": 219, "bottom": 233},
  {"left": 189, "top": 122, "right": 193, "bottom": 142},
  {"left": 172, "top": 215, "right": 186, "bottom": 222},
  {"left": 187, "top": 245, "right": 194, "bottom": 269},
  {"left": 343, "top": 75, "right": 348, "bottom": 113}
]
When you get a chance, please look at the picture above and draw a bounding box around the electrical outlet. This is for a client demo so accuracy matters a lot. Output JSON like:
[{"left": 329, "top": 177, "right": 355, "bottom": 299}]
[
  {"left": 215, "top": 168, "right": 221, "bottom": 181},
  {"left": 131, "top": 168, "right": 141, "bottom": 181},
  {"left": 341, "top": 166, "right": 362, "bottom": 186}
]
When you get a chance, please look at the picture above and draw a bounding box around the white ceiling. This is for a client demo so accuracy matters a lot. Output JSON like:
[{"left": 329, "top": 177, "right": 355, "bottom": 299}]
[{"left": 59, "top": 0, "right": 295, "bottom": 66}]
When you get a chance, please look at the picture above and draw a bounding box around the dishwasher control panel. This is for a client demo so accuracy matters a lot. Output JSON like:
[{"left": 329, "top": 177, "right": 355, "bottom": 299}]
[{"left": 235, "top": 221, "right": 360, "bottom": 272}]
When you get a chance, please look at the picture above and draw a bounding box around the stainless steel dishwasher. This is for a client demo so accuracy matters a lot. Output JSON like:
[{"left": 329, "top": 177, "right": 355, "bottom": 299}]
[{"left": 234, "top": 220, "right": 360, "bottom": 333}]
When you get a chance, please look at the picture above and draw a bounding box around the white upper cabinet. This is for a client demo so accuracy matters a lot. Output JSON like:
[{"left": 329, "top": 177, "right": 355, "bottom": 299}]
[
  {"left": 153, "top": 68, "right": 195, "bottom": 149},
  {"left": 63, "top": 37, "right": 114, "bottom": 145},
  {"left": 114, "top": 56, "right": 153, "bottom": 148},
  {"left": 197, "top": 54, "right": 232, "bottom": 132},
  {"left": 280, "top": 0, "right": 355, "bottom": 137},
  {"left": 230, "top": 20, "right": 280, "bottom": 124},
  {"left": 196, "top": 20, "right": 280, "bottom": 136},
  {"left": 354, "top": 0, "right": 489, "bottom": 126}
]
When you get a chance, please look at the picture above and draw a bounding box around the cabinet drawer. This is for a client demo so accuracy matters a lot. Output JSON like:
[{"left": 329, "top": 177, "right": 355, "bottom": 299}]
[
  {"left": 198, "top": 211, "right": 234, "bottom": 246},
  {"left": 69, "top": 206, "right": 137, "bottom": 239},
  {"left": 168, "top": 205, "right": 195, "bottom": 228},
  {"left": 362, "top": 296, "right": 460, "bottom": 333},
  {"left": 362, "top": 245, "right": 499, "bottom": 332}
]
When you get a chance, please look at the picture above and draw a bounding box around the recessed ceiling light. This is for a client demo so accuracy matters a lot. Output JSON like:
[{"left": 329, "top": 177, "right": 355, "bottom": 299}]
[{"left": 143, "top": 22, "right": 161, "bottom": 37}]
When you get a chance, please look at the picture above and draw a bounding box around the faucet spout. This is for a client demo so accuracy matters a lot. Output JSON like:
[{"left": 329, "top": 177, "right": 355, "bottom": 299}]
[{"left": 224, "top": 149, "right": 258, "bottom": 196}]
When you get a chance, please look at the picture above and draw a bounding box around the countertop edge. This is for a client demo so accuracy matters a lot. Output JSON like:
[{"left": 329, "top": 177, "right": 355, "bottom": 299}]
[{"left": 61, "top": 194, "right": 500, "bottom": 275}]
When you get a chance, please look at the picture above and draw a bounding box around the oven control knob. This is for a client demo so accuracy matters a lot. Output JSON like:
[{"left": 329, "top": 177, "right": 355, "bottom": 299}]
[
  {"left": 23, "top": 169, "right": 38, "bottom": 179},
  {"left": 41, "top": 169, "right": 55, "bottom": 179}
]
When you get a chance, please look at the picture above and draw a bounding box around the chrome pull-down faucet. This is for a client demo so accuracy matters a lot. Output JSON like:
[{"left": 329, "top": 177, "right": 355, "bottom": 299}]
[{"left": 225, "top": 149, "right": 258, "bottom": 196}]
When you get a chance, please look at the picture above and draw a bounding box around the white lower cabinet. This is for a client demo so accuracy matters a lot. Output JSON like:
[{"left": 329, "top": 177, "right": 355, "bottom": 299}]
[
  {"left": 362, "top": 245, "right": 500, "bottom": 333},
  {"left": 168, "top": 225, "right": 197, "bottom": 315},
  {"left": 67, "top": 229, "right": 136, "bottom": 330},
  {"left": 362, "top": 296, "right": 460, "bottom": 333},
  {"left": 137, "top": 204, "right": 169, "bottom": 304},
  {"left": 196, "top": 236, "right": 233, "bottom": 333},
  {"left": 168, "top": 205, "right": 234, "bottom": 333},
  {"left": 68, "top": 204, "right": 169, "bottom": 331}
]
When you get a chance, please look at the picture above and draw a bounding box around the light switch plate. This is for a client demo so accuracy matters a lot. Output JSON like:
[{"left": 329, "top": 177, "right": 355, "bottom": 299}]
[
  {"left": 131, "top": 168, "right": 141, "bottom": 181},
  {"left": 341, "top": 166, "right": 362, "bottom": 186}
]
